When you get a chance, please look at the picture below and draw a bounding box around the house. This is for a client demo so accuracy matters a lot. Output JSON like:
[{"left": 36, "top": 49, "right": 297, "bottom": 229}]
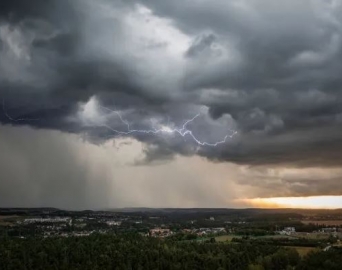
[
  {"left": 197, "top": 231, "right": 207, "bottom": 236},
  {"left": 283, "top": 227, "right": 296, "bottom": 233},
  {"left": 321, "top": 227, "right": 337, "bottom": 233},
  {"left": 149, "top": 228, "right": 172, "bottom": 237},
  {"left": 106, "top": 221, "right": 121, "bottom": 226},
  {"left": 278, "top": 227, "right": 296, "bottom": 235}
]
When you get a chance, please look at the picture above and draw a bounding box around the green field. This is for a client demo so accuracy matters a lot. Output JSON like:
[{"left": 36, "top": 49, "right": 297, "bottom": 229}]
[
  {"left": 215, "top": 235, "right": 237, "bottom": 242},
  {"left": 290, "top": 246, "right": 317, "bottom": 257},
  {"left": 0, "top": 216, "right": 18, "bottom": 226},
  {"left": 214, "top": 234, "right": 297, "bottom": 242},
  {"left": 214, "top": 235, "right": 320, "bottom": 257}
]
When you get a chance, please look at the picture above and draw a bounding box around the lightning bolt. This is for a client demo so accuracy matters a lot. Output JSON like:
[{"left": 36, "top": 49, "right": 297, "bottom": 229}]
[
  {"left": 2, "top": 98, "right": 237, "bottom": 147},
  {"left": 97, "top": 105, "right": 237, "bottom": 147}
]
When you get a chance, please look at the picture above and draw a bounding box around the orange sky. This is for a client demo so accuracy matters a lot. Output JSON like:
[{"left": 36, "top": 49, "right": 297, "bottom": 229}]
[{"left": 239, "top": 196, "right": 342, "bottom": 209}]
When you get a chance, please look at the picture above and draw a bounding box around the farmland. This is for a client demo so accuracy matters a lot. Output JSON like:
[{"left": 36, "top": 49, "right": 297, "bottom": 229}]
[
  {"left": 301, "top": 220, "right": 342, "bottom": 226},
  {"left": 0, "top": 216, "right": 18, "bottom": 226},
  {"left": 291, "top": 246, "right": 317, "bottom": 257}
]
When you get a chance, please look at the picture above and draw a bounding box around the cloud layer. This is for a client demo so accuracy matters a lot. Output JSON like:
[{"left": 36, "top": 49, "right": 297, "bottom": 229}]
[
  {"left": 1, "top": 0, "right": 342, "bottom": 207},
  {"left": 1, "top": 0, "right": 342, "bottom": 167}
]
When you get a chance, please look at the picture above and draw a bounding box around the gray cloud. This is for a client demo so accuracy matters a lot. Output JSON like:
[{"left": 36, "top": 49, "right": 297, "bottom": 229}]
[
  {"left": 1, "top": 0, "right": 342, "bottom": 172},
  {"left": 235, "top": 166, "right": 342, "bottom": 198}
]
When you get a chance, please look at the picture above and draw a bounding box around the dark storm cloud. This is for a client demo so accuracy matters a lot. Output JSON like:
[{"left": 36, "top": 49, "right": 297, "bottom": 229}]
[
  {"left": 0, "top": 0, "right": 162, "bottom": 113},
  {"left": 1, "top": 0, "right": 342, "bottom": 169},
  {"left": 136, "top": 0, "right": 342, "bottom": 167},
  {"left": 185, "top": 33, "right": 217, "bottom": 58}
]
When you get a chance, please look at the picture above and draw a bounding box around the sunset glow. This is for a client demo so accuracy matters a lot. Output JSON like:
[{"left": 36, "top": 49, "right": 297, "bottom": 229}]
[{"left": 240, "top": 196, "right": 342, "bottom": 209}]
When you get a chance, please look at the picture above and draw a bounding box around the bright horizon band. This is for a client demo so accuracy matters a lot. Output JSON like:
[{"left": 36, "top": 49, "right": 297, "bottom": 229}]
[{"left": 239, "top": 196, "right": 342, "bottom": 209}]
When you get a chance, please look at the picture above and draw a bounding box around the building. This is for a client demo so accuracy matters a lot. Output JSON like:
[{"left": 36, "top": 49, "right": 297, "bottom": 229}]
[
  {"left": 283, "top": 227, "right": 296, "bottom": 233},
  {"left": 106, "top": 221, "right": 121, "bottom": 226},
  {"left": 23, "top": 217, "right": 71, "bottom": 224},
  {"left": 149, "top": 228, "right": 172, "bottom": 237},
  {"left": 278, "top": 227, "right": 296, "bottom": 235},
  {"left": 212, "top": 227, "right": 226, "bottom": 233},
  {"left": 321, "top": 227, "right": 337, "bottom": 233}
]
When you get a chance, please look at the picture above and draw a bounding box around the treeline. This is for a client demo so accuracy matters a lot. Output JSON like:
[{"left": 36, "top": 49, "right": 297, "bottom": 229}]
[
  {"left": 0, "top": 234, "right": 283, "bottom": 270},
  {"left": 234, "top": 229, "right": 275, "bottom": 236},
  {"left": 297, "top": 248, "right": 342, "bottom": 270},
  {"left": 250, "top": 248, "right": 342, "bottom": 270},
  {"left": 0, "top": 233, "right": 341, "bottom": 269},
  {"left": 232, "top": 237, "right": 325, "bottom": 248}
]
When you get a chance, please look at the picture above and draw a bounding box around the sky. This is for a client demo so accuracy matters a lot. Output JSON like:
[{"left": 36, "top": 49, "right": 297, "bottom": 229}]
[{"left": 1, "top": 0, "right": 342, "bottom": 209}]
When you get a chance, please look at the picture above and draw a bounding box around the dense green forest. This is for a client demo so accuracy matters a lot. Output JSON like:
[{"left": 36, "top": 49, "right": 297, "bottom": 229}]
[{"left": 0, "top": 234, "right": 341, "bottom": 270}]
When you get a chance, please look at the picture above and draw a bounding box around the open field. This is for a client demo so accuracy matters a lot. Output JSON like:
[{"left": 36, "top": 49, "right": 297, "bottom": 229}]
[
  {"left": 214, "top": 235, "right": 322, "bottom": 257},
  {"left": 215, "top": 235, "right": 237, "bottom": 242},
  {"left": 214, "top": 234, "right": 298, "bottom": 242},
  {"left": 290, "top": 246, "right": 317, "bottom": 257},
  {"left": 0, "top": 215, "right": 19, "bottom": 226},
  {"left": 214, "top": 232, "right": 336, "bottom": 243},
  {"left": 295, "top": 232, "right": 331, "bottom": 239},
  {"left": 255, "top": 235, "right": 297, "bottom": 239},
  {"left": 301, "top": 220, "right": 342, "bottom": 226},
  {"left": 0, "top": 215, "right": 18, "bottom": 220}
]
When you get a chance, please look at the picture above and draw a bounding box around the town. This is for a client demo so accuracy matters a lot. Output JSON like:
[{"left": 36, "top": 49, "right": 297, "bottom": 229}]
[
  {"left": 2, "top": 208, "right": 342, "bottom": 269},
  {"left": 2, "top": 208, "right": 342, "bottom": 244}
]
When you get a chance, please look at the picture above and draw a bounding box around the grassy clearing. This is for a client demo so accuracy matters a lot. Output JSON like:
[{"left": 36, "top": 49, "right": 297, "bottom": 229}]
[
  {"left": 214, "top": 234, "right": 297, "bottom": 242},
  {"left": 301, "top": 220, "right": 342, "bottom": 226},
  {"left": 295, "top": 232, "right": 331, "bottom": 240},
  {"left": 0, "top": 215, "right": 18, "bottom": 220},
  {"left": 0, "top": 215, "right": 19, "bottom": 226},
  {"left": 215, "top": 235, "right": 237, "bottom": 242},
  {"left": 289, "top": 246, "right": 317, "bottom": 257}
]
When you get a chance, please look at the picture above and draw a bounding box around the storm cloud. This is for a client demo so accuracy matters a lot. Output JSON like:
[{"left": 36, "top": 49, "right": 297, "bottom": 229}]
[
  {"left": 1, "top": 0, "right": 342, "bottom": 207},
  {"left": 1, "top": 0, "right": 342, "bottom": 167}
]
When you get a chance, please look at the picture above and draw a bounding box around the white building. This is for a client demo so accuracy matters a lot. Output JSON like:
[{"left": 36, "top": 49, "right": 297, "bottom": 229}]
[
  {"left": 106, "top": 221, "right": 121, "bottom": 226},
  {"left": 283, "top": 227, "right": 296, "bottom": 233},
  {"left": 279, "top": 227, "right": 296, "bottom": 235},
  {"left": 23, "top": 217, "right": 71, "bottom": 224}
]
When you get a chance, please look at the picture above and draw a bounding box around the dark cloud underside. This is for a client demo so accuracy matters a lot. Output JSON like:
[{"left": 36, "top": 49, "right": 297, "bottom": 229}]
[{"left": 1, "top": 0, "right": 342, "bottom": 169}]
